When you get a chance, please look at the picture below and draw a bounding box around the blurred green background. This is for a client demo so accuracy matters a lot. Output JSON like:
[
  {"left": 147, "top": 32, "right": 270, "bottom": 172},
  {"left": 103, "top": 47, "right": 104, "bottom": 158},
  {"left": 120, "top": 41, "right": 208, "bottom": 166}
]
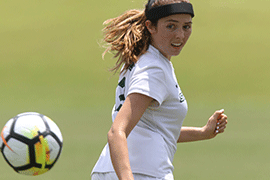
[{"left": 0, "top": 0, "right": 269, "bottom": 179}]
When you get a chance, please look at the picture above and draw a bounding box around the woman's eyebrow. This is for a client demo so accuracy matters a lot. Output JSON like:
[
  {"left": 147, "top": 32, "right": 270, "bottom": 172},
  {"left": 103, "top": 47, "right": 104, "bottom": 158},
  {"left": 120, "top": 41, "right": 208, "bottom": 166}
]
[
  {"left": 165, "top": 19, "right": 179, "bottom": 23},
  {"left": 165, "top": 19, "right": 192, "bottom": 24}
]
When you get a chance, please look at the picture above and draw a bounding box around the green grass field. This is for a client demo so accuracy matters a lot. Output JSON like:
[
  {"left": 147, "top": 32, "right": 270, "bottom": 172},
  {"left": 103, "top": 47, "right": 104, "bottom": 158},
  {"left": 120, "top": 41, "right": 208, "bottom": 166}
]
[{"left": 0, "top": 0, "right": 269, "bottom": 179}]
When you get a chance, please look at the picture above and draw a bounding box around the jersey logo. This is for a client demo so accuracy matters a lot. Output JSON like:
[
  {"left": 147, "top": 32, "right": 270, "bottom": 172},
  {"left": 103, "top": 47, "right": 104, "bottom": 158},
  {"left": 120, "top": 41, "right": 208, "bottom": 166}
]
[
  {"left": 176, "top": 84, "right": 185, "bottom": 103},
  {"left": 179, "top": 92, "right": 186, "bottom": 103}
]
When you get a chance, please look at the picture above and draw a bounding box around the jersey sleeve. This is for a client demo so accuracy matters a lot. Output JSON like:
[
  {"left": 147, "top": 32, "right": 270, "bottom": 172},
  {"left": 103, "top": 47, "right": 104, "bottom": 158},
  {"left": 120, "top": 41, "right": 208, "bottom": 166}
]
[{"left": 127, "top": 65, "right": 168, "bottom": 106}]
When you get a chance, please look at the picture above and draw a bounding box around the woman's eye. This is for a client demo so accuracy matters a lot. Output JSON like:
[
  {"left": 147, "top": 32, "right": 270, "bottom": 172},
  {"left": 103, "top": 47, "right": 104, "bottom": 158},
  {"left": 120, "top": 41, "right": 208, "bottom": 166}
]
[
  {"left": 183, "top": 25, "right": 191, "bottom": 30},
  {"left": 167, "top": 24, "right": 175, "bottom": 29}
]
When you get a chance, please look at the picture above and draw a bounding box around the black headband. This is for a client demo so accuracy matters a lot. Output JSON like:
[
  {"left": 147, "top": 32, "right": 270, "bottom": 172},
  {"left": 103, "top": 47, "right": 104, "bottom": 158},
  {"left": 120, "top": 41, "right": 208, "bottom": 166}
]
[{"left": 145, "top": 2, "right": 195, "bottom": 21}]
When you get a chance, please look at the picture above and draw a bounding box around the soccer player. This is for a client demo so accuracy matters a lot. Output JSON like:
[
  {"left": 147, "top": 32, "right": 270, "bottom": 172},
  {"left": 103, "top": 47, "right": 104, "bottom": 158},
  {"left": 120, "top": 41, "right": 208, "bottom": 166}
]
[{"left": 92, "top": 0, "right": 228, "bottom": 179}]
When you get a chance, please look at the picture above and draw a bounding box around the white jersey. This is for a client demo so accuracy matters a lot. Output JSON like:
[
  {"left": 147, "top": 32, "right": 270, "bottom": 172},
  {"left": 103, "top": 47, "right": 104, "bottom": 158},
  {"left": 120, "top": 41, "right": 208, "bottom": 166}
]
[{"left": 92, "top": 45, "right": 188, "bottom": 178}]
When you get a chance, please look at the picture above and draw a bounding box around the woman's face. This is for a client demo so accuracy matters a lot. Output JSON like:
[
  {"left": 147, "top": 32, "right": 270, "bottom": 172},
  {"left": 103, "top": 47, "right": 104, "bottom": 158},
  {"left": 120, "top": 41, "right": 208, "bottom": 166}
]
[{"left": 146, "top": 14, "right": 192, "bottom": 60}]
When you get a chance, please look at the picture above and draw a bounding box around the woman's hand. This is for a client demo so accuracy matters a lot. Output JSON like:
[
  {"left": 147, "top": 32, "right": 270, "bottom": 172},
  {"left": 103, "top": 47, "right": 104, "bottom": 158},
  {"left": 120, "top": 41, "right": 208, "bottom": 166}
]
[{"left": 202, "top": 109, "right": 228, "bottom": 139}]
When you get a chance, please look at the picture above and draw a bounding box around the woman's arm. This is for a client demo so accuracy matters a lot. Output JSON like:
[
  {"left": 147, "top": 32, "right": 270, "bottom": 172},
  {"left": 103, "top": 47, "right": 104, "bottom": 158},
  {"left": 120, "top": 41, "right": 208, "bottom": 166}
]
[
  {"left": 178, "top": 109, "right": 228, "bottom": 143},
  {"left": 107, "top": 93, "right": 153, "bottom": 180}
]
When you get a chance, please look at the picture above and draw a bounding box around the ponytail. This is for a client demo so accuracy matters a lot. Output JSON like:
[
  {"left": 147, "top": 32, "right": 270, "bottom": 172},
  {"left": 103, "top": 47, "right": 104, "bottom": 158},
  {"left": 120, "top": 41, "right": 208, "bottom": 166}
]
[{"left": 102, "top": 9, "right": 150, "bottom": 73}]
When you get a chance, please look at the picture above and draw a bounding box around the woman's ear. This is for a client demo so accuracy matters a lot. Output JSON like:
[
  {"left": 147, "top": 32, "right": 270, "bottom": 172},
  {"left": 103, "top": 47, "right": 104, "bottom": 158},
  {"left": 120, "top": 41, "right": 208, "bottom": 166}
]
[{"left": 145, "top": 20, "right": 157, "bottom": 34}]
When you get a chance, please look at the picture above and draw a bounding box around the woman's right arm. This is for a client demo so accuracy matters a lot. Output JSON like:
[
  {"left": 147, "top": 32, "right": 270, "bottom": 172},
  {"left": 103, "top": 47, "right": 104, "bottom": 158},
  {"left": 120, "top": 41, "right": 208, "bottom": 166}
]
[{"left": 107, "top": 93, "right": 153, "bottom": 180}]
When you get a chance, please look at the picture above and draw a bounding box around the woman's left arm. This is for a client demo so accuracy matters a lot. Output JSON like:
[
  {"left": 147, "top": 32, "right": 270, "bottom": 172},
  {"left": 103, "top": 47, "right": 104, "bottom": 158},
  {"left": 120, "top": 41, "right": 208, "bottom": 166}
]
[{"left": 178, "top": 109, "right": 228, "bottom": 143}]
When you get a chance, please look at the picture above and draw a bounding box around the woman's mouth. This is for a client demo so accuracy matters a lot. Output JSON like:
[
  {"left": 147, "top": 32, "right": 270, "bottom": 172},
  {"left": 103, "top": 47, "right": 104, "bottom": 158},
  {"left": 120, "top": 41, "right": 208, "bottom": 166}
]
[{"left": 171, "top": 43, "right": 182, "bottom": 47}]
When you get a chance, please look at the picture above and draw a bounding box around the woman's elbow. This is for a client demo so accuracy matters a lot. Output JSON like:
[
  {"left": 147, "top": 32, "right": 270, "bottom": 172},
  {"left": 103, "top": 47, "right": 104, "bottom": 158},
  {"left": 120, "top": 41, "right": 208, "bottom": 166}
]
[
  {"left": 107, "top": 128, "right": 126, "bottom": 144},
  {"left": 107, "top": 128, "right": 115, "bottom": 144}
]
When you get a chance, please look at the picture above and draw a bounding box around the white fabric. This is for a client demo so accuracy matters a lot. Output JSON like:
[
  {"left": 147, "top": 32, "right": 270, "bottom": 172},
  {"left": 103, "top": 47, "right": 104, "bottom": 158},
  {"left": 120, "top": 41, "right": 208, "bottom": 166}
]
[
  {"left": 92, "top": 45, "right": 188, "bottom": 178},
  {"left": 91, "top": 172, "right": 174, "bottom": 180}
]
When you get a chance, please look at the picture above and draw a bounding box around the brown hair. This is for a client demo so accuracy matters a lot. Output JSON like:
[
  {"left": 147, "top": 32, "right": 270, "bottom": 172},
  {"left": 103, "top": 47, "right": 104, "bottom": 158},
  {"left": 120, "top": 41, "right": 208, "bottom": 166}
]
[{"left": 102, "top": 0, "right": 190, "bottom": 73}]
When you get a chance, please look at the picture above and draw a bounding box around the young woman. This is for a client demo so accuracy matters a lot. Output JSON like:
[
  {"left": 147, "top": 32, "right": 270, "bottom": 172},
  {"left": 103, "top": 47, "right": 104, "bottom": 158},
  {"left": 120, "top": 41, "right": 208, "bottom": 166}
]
[{"left": 92, "top": 0, "right": 228, "bottom": 179}]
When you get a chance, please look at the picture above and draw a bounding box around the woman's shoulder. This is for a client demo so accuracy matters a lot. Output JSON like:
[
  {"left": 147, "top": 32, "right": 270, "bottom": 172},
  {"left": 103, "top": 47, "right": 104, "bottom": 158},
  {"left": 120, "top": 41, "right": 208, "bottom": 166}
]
[
  {"left": 134, "top": 56, "right": 163, "bottom": 75},
  {"left": 128, "top": 53, "right": 167, "bottom": 82},
  {"left": 125, "top": 45, "right": 171, "bottom": 77},
  {"left": 137, "top": 51, "right": 166, "bottom": 70}
]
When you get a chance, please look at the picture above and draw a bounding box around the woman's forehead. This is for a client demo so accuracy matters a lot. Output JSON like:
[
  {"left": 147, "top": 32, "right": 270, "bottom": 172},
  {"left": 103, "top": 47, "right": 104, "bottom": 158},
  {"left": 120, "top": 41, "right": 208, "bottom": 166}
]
[{"left": 161, "top": 14, "right": 192, "bottom": 23}]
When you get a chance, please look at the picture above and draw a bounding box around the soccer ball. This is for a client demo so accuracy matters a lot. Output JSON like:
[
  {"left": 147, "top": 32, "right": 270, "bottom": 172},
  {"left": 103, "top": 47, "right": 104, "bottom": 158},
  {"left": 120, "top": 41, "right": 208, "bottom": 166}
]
[{"left": 0, "top": 112, "right": 63, "bottom": 176}]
